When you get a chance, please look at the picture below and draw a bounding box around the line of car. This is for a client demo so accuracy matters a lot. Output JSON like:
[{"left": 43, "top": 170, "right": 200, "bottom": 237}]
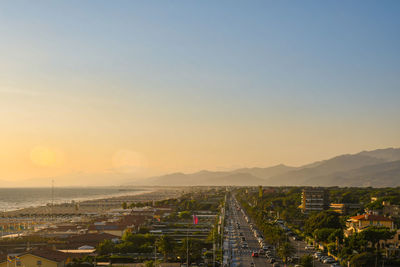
[{"left": 232, "top": 198, "right": 281, "bottom": 267}]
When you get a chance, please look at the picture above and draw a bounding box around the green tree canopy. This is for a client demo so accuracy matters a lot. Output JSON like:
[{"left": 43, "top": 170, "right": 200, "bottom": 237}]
[
  {"left": 97, "top": 239, "right": 115, "bottom": 255},
  {"left": 277, "top": 241, "right": 295, "bottom": 263},
  {"left": 156, "top": 235, "right": 176, "bottom": 261},
  {"left": 350, "top": 252, "right": 376, "bottom": 267},
  {"left": 358, "top": 226, "right": 395, "bottom": 249},
  {"left": 305, "top": 211, "right": 343, "bottom": 235},
  {"left": 300, "top": 254, "right": 313, "bottom": 267}
]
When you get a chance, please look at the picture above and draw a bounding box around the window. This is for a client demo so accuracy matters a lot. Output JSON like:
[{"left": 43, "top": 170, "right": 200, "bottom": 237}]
[{"left": 37, "top": 260, "right": 42, "bottom": 266}]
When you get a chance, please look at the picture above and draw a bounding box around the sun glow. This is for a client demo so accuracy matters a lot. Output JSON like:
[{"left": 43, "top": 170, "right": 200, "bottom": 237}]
[{"left": 30, "top": 146, "right": 57, "bottom": 167}]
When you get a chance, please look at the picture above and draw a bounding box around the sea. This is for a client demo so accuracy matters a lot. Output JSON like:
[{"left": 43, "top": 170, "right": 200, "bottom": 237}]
[{"left": 0, "top": 187, "right": 148, "bottom": 212}]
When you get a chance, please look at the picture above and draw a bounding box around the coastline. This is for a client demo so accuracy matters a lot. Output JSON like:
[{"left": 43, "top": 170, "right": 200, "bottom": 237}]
[
  {"left": 0, "top": 187, "right": 183, "bottom": 217},
  {"left": 0, "top": 187, "right": 149, "bottom": 213}
]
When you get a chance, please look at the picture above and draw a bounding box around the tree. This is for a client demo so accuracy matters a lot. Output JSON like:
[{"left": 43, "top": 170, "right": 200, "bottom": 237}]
[
  {"left": 300, "top": 254, "right": 313, "bottom": 267},
  {"left": 122, "top": 202, "right": 128, "bottom": 209},
  {"left": 350, "top": 252, "right": 376, "bottom": 267},
  {"left": 313, "top": 228, "right": 336, "bottom": 243},
  {"left": 358, "top": 226, "right": 395, "bottom": 251},
  {"left": 178, "top": 238, "right": 207, "bottom": 264},
  {"left": 305, "top": 211, "right": 343, "bottom": 235},
  {"left": 97, "top": 239, "right": 115, "bottom": 255},
  {"left": 156, "top": 235, "right": 176, "bottom": 261},
  {"left": 179, "top": 211, "right": 192, "bottom": 220},
  {"left": 119, "top": 233, "right": 155, "bottom": 253},
  {"left": 277, "top": 241, "right": 295, "bottom": 263}
]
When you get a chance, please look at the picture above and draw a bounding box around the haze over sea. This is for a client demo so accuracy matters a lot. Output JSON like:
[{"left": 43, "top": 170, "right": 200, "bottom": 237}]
[{"left": 0, "top": 187, "right": 146, "bottom": 212}]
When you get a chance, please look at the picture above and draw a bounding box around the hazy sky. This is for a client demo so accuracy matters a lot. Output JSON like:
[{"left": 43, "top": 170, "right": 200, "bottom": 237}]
[{"left": 1, "top": 1, "right": 399, "bottom": 184}]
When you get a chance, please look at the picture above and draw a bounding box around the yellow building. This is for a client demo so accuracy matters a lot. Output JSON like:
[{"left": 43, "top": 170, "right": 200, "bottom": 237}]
[
  {"left": 0, "top": 250, "right": 69, "bottom": 267},
  {"left": 345, "top": 213, "right": 394, "bottom": 237}
]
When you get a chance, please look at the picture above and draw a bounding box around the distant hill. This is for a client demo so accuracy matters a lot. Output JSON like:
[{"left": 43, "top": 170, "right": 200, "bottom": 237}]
[
  {"left": 141, "top": 170, "right": 264, "bottom": 186},
  {"left": 357, "top": 148, "right": 400, "bottom": 162},
  {"left": 232, "top": 164, "right": 296, "bottom": 179},
  {"left": 138, "top": 147, "right": 400, "bottom": 187},
  {"left": 264, "top": 154, "right": 387, "bottom": 186},
  {"left": 303, "top": 160, "right": 400, "bottom": 187}
]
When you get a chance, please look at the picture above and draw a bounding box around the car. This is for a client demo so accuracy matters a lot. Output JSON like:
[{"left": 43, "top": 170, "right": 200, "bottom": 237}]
[
  {"left": 250, "top": 263, "right": 254, "bottom": 267},
  {"left": 252, "top": 251, "right": 259, "bottom": 257},
  {"left": 269, "top": 258, "right": 276, "bottom": 263},
  {"left": 314, "top": 252, "right": 322, "bottom": 258},
  {"left": 272, "top": 263, "right": 280, "bottom": 267},
  {"left": 320, "top": 256, "right": 329, "bottom": 262},
  {"left": 330, "top": 264, "right": 342, "bottom": 267},
  {"left": 305, "top": 245, "right": 314, "bottom": 250},
  {"left": 323, "top": 257, "right": 336, "bottom": 264}
]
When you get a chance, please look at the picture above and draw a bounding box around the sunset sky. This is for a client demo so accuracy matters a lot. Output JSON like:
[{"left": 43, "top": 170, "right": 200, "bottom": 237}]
[{"left": 1, "top": 1, "right": 399, "bottom": 185}]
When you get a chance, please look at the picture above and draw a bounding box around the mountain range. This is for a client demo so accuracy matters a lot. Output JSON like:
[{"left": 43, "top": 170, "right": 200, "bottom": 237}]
[{"left": 137, "top": 148, "right": 400, "bottom": 187}]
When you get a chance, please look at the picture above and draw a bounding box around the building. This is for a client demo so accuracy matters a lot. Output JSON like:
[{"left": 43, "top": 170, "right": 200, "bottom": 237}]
[
  {"left": 345, "top": 213, "right": 395, "bottom": 236},
  {"left": 330, "top": 203, "right": 362, "bottom": 214},
  {"left": 300, "top": 188, "right": 329, "bottom": 213},
  {"left": 60, "top": 232, "right": 119, "bottom": 249},
  {"left": 383, "top": 201, "right": 400, "bottom": 218},
  {"left": 0, "top": 249, "right": 69, "bottom": 267}
]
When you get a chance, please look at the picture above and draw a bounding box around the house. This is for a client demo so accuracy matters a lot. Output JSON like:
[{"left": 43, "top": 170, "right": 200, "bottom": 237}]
[
  {"left": 345, "top": 213, "right": 395, "bottom": 236},
  {"left": 0, "top": 249, "right": 69, "bottom": 267},
  {"left": 383, "top": 201, "right": 400, "bottom": 218},
  {"left": 88, "top": 222, "right": 127, "bottom": 237},
  {"left": 62, "top": 232, "right": 119, "bottom": 249}
]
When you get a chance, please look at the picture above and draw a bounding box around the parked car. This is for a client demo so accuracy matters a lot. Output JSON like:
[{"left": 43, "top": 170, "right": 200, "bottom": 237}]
[
  {"left": 314, "top": 252, "right": 323, "bottom": 259},
  {"left": 323, "top": 257, "right": 336, "bottom": 264},
  {"left": 252, "top": 251, "right": 259, "bottom": 257}
]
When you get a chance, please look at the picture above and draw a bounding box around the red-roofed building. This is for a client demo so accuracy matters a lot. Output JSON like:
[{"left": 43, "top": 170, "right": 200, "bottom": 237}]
[{"left": 345, "top": 213, "right": 395, "bottom": 236}]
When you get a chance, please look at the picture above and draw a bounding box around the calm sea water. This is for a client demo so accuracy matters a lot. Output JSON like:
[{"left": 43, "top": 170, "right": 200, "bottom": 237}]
[{"left": 0, "top": 187, "right": 147, "bottom": 212}]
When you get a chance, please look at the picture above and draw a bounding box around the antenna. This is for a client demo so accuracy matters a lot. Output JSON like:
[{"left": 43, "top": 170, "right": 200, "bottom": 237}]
[{"left": 51, "top": 179, "right": 54, "bottom": 220}]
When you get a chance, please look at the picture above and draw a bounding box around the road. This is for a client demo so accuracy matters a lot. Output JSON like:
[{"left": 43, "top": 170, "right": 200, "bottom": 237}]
[
  {"left": 224, "top": 196, "right": 332, "bottom": 267},
  {"left": 224, "top": 197, "right": 276, "bottom": 267}
]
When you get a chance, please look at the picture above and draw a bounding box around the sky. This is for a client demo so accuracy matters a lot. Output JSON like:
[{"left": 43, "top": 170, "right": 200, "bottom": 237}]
[{"left": 0, "top": 1, "right": 399, "bottom": 186}]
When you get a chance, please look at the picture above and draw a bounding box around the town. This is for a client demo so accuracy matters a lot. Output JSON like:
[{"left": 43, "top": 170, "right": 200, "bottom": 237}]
[{"left": 0, "top": 186, "right": 399, "bottom": 267}]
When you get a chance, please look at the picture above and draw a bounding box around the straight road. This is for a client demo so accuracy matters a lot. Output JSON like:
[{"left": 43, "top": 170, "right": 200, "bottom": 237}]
[
  {"left": 225, "top": 196, "right": 333, "bottom": 267},
  {"left": 225, "top": 197, "right": 275, "bottom": 267}
]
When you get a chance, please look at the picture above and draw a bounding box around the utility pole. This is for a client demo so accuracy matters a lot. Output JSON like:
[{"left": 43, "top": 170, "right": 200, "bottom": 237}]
[
  {"left": 213, "top": 229, "right": 215, "bottom": 267},
  {"left": 187, "top": 223, "right": 189, "bottom": 267},
  {"left": 51, "top": 179, "right": 54, "bottom": 221},
  {"left": 154, "top": 242, "right": 157, "bottom": 267}
]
